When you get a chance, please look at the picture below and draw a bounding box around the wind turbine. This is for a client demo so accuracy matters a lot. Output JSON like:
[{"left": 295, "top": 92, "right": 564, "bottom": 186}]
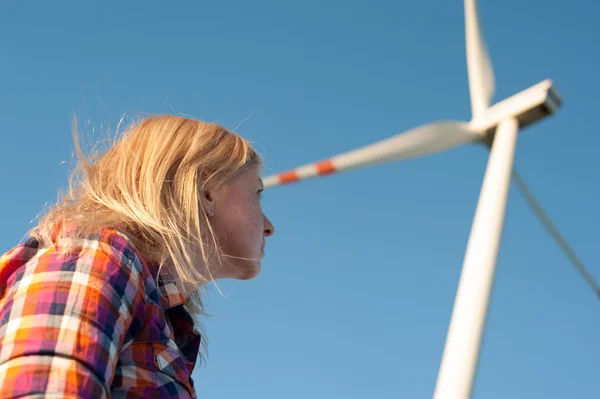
[{"left": 262, "top": 0, "right": 598, "bottom": 397}]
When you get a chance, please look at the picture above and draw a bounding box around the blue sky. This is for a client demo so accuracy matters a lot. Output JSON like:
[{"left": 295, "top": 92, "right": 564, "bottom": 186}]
[{"left": 1, "top": 0, "right": 598, "bottom": 398}]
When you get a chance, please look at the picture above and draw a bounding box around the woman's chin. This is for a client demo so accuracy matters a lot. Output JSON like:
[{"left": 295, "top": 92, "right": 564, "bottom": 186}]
[
  {"left": 218, "top": 257, "right": 261, "bottom": 281},
  {"left": 237, "top": 260, "right": 261, "bottom": 280},
  {"left": 215, "top": 255, "right": 263, "bottom": 281}
]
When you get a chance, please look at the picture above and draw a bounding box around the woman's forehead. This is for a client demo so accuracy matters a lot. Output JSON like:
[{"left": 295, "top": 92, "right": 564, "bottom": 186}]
[{"left": 230, "top": 165, "right": 262, "bottom": 187}]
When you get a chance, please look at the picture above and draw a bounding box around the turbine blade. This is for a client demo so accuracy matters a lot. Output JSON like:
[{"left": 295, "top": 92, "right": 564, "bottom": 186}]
[
  {"left": 465, "top": 0, "right": 496, "bottom": 120},
  {"left": 512, "top": 170, "right": 600, "bottom": 298},
  {"left": 263, "top": 121, "right": 479, "bottom": 188}
]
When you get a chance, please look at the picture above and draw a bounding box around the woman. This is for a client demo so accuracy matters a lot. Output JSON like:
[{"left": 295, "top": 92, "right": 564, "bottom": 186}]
[{"left": 0, "top": 115, "right": 275, "bottom": 398}]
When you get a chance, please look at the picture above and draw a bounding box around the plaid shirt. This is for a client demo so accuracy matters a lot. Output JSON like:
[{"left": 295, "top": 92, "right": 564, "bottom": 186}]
[{"left": 0, "top": 227, "right": 201, "bottom": 398}]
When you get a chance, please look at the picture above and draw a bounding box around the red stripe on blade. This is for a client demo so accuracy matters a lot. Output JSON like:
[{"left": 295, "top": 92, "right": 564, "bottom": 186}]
[
  {"left": 316, "top": 160, "right": 336, "bottom": 175},
  {"left": 279, "top": 171, "right": 300, "bottom": 184}
]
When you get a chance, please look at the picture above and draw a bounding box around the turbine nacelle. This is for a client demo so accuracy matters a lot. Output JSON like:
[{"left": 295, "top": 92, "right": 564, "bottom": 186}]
[{"left": 471, "top": 79, "right": 562, "bottom": 138}]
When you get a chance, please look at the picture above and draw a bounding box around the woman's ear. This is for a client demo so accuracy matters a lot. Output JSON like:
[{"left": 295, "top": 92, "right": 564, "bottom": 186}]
[{"left": 200, "top": 189, "right": 216, "bottom": 217}]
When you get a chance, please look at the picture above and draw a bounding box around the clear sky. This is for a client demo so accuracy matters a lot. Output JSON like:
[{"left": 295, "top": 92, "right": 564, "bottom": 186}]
[{"left": 1, "top": 0, "right": 598, "bottom": 398}]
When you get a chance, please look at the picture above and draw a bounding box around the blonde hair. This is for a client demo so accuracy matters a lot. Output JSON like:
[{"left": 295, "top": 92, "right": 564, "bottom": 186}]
[{"left": 31, "top": 114, "right": 261, "bottom": 326}]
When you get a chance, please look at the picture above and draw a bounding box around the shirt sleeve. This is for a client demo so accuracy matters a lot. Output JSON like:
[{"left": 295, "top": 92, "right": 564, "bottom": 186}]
[{"left": 0, "top": 234, "right": 148, "bottom": 399}]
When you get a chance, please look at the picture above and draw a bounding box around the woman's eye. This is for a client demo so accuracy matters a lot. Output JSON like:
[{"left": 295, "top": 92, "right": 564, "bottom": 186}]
[{"left": 257, "top": 189, "right": 264, "bottom": 198}]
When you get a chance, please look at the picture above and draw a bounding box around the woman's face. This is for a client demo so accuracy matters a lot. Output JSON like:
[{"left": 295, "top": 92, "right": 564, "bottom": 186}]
[{"left": 207, "top": 164, "right": 274, "bottom": 280}]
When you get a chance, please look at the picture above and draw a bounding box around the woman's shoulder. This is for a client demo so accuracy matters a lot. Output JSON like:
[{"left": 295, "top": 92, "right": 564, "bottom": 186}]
[{"left": 0, "top": 226, "right": 157, "bottom": 302}]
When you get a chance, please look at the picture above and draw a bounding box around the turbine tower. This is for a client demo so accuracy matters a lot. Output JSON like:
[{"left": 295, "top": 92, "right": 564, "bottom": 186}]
[{"left": 262, "top": 0, "right": 598, "bottom": 397}]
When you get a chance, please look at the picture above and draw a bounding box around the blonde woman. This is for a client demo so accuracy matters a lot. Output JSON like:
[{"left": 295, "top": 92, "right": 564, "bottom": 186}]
[{"left": 0, "top": 115, "right": 275, "bottom": 398}]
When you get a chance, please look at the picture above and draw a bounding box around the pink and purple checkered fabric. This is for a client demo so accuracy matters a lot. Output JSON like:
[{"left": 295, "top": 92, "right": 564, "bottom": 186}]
[{"left": 0, "top": 227, "right": 200, "bottom": 398}]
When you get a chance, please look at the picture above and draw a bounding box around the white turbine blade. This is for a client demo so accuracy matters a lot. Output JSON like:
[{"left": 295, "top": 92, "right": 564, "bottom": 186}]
[
  {"left": 465, "top": 0, "right": 495, "bottom": 120},
  {"left": 512, "top": 170, "right": 600, "bottom": 298},
  {"left": 263, "top": 121, "right": 479, "bottom": 188}
]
